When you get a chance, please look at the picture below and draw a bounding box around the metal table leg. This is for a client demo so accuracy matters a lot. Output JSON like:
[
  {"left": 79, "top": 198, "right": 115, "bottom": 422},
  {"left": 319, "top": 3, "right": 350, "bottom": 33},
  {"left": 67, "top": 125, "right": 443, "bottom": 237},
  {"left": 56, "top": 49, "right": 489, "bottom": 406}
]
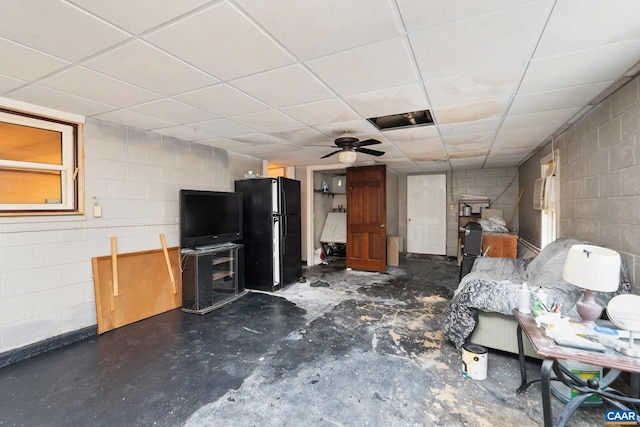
[
  {"left": 540, "top": 358, "right": 555, "bottom": 427},
  {"left": 546, "top": 361, "right": 640, "bottom": 427},
  {"left": 517, "top": 323, "right": 542, "bottom": 393},
  {"left": 517, "top": 323, "right": 529, "bottom": 392}
]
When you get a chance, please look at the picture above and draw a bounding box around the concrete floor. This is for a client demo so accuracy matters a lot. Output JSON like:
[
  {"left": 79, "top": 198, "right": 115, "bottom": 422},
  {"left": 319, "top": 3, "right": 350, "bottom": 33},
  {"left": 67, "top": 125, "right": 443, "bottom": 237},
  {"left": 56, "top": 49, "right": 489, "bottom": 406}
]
[{"left": 0, "top": 256, "right": 605, "bottom": 426}]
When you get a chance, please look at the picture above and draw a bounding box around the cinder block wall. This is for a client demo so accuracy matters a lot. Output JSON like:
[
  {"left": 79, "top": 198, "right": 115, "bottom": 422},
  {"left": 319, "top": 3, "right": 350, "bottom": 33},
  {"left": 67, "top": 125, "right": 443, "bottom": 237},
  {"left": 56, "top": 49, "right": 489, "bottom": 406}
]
[
  {"left": 519, "top": 75, "right": 639, "bottom": 291},
  {"left": 0, "top": 118, "right": 262, "bottom": 354}
]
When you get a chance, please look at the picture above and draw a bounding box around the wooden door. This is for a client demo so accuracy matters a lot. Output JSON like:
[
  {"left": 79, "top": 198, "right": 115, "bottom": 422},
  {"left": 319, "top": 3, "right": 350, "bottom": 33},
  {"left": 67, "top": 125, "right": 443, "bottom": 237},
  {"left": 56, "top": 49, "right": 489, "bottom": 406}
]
[
  {"left": 406, "top": 174, "right": 446, "bottom": 254},
  {"left": 346, "top": 164, "right": 386, "bottom": 272}
]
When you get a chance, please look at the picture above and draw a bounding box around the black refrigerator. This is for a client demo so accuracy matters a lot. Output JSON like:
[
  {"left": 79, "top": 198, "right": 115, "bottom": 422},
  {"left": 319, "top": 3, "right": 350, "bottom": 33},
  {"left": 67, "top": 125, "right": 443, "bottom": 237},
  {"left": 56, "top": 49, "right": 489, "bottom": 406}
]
[{"left": 234, "top": 177, "right": 302, "bottom": 292}]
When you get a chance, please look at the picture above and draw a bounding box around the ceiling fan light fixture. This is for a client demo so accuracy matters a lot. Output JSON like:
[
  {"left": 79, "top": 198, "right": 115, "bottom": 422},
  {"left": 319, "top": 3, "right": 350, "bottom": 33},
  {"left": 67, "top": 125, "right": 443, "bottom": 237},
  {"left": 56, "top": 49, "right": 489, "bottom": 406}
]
[{"left": 338, "top": 150, "right": 357, "bottom": 164}]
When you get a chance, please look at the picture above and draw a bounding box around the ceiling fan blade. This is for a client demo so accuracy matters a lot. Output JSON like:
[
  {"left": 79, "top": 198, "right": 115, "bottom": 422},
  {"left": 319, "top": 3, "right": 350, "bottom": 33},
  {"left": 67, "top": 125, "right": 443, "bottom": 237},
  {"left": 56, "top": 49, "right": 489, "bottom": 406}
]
[
  {"left": 356, "top": 147, "right": 385, "bottom": 157},
  {"left": 356, "top": 139, "right": 382, "bottom": 147},
  {"left": 320, "top": 150, "right": 342, "bottom": 159}
]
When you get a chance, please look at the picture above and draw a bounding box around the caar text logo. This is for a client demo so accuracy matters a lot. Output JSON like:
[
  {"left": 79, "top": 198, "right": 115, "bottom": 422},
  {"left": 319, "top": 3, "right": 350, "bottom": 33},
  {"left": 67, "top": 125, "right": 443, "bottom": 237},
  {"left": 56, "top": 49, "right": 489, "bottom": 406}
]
[{"left": 606, "top": 410, "right": 638, "bottom": 425}]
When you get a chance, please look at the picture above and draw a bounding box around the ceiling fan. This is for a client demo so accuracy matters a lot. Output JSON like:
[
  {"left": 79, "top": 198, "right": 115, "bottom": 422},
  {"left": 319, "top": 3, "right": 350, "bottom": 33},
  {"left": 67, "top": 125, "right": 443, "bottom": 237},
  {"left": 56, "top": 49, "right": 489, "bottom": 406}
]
[{"left": 321, "top": 137, "right": 384, "bottom": 163}]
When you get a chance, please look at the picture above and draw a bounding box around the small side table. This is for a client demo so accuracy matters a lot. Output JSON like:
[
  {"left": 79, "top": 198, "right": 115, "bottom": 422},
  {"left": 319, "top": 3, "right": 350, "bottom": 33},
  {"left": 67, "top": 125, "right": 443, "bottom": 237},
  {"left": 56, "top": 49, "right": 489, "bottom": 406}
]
[{"left": 514, "top": 309, "right": 640, "bottom": 427}]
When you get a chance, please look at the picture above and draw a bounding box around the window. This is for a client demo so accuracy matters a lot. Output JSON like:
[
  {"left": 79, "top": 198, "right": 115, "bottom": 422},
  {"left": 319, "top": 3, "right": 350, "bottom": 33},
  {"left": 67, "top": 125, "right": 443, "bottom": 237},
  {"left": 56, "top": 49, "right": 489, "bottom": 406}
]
[{"left": 0, "top": 108, "right": 81, "bottom": 214}]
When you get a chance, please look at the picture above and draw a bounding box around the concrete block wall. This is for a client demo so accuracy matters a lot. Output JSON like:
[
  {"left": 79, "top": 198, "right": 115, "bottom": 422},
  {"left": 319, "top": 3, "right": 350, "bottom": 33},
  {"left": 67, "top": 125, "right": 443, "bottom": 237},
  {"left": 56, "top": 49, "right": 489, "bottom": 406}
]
[
  {"left": 0, "top": 118, "right": 262, "bottom": 353},
  {"left": 449, "top": 168, "right": 520, "bottom": 257},
  {"left": 519, "top": 74, "right": 638, "bottom": 291},
  {"left": 560, "top": 76, "right": 639, "bottom": 290}
]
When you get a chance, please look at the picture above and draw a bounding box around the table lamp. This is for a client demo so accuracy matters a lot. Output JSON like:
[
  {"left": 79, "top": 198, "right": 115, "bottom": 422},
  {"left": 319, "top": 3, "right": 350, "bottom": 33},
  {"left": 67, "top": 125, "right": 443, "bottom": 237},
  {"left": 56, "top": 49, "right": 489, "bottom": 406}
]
[{"left": 562, "top": 244, "right": 620, "bottom": 324}]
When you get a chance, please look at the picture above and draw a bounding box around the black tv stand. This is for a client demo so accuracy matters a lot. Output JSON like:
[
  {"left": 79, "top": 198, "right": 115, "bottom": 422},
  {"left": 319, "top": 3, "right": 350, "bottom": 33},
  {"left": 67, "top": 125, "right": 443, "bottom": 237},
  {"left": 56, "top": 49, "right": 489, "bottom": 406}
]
[{"left": 181, "top": 243, "right": 246, "bottom": 314}]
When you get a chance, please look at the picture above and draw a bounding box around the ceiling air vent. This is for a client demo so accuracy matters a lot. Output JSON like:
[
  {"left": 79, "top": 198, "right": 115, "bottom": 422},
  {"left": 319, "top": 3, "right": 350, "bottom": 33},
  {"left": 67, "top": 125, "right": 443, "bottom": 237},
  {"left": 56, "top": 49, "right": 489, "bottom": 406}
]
[{"left": 367, "top": 110, "right": 434, "bottom": 131}]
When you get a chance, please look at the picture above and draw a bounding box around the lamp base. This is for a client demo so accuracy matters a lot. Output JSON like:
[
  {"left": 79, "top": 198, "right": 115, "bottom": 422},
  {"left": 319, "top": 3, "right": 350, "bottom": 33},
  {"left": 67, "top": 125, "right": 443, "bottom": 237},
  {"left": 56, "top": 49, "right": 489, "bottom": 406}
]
[
  {"left": 576, "top": 290, "right": 603, "bottom": 324},
  {"left": 614, "top": 331, "right": 640, "bottom": 358}
]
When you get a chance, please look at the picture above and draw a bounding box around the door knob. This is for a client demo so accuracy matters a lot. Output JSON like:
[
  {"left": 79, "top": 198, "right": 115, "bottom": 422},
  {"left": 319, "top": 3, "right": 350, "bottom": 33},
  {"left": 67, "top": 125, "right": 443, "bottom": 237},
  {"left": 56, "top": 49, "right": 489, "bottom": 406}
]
[{"left": 380, "top": 224, "right": 385, "bottom": 228}]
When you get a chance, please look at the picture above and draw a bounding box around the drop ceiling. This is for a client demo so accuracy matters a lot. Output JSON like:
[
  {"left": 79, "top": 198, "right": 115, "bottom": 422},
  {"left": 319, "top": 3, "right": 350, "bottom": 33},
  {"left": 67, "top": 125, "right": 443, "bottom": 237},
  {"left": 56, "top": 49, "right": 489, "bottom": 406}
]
[{"left": 1, "top": 0, "right": 639, "bottom": 173}]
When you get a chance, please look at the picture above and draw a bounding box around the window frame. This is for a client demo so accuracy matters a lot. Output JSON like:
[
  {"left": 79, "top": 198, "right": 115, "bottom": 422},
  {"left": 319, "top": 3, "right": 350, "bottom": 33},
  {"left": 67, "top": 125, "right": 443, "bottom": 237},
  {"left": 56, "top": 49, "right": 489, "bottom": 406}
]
[
  {"left": 0, "top": 108, "right": 83, "bottom": 215},
  {"left": 540, "top": 150, "right": 559, "bottom": 248}
]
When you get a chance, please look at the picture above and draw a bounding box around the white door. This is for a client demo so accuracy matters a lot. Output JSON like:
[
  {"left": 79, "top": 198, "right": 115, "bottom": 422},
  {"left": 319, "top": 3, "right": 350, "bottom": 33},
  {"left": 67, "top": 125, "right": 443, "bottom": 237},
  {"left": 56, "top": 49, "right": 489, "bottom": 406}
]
[{"left": 407, "top": 174, "right": 446, "bottom": 254}]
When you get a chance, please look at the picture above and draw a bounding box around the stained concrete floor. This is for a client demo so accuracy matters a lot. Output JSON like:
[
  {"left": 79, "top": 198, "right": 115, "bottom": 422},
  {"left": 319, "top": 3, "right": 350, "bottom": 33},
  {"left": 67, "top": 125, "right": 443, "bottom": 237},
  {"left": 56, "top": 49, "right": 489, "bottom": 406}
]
[{"left": 0, "top": 256, "right": 606, "bottom": 426}]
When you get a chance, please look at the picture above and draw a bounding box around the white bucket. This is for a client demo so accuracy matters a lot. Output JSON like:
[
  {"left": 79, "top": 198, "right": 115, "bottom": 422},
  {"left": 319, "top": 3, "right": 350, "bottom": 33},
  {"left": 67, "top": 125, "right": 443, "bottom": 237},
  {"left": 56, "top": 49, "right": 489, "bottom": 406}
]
[{"left": 462, "top": 344, "right": 488, "bottom": 380}]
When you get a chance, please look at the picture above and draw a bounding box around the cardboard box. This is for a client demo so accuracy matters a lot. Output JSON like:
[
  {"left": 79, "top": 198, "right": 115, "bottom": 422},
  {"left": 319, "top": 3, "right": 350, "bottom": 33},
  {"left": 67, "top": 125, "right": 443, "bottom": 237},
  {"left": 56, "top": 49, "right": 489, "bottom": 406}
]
[
  {"left": 387, "top": 236, "right": 403, "bottom": 266},
  {"left": 550, "top": 360, "right": 602, "bottom": 407}
]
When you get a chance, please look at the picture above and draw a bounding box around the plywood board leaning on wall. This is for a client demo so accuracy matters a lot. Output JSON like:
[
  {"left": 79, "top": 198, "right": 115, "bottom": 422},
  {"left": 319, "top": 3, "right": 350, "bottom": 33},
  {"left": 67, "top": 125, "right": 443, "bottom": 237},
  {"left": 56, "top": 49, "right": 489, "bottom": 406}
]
[{"left": 92, "top": 245, "right": 182, "bottom": 334}]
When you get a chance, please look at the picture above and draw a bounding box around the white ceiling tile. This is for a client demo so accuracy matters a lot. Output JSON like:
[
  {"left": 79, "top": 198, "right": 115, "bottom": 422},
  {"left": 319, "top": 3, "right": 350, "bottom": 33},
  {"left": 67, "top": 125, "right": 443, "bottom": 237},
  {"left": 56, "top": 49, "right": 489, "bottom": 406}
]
[
  {"left": 0, "top": 39, "right": 69, "bottom": 81},
  {"left": 1, "top": 1, "right": 639, "bottom": 169},
  {"left": 196, "top": 138, "right": 252, "bottom": 151},
  {"left": 395, "top": 137, "right": 445, "bottom": 156},
  {"left": 145, "top": 2, "right": 294, "bottom": 80},
  {"left": 230, "top": 65, "right": 334, "bottom": 108},
  {"left": 491, "top": 139, "right": 538, "bottom": 153},
  {"left": 416, "top": 162, "right": 451, "bottom": 173},
  {"left": 0, "top": 1, "right": 129, "bottom": 61},
  {"left": 433, "top": 99, "right": 508, "bottom": 125},
  {"left": 494, "top": 127, "right": 556, "bottom": 145},
  {"left": 489, "top": 145, "right": 535, "bottom": 156},
  {"left": 383, "top": 125, "right": 440, "bottom": 144},
  {"left": 191, "top": 119, "right": 257, "bottom": 138},
  {"left": 534, "top": 0, "right": 640, "bottom": 59},
  {"left": 411, "top": 0, "right": 548, "bottom": 81},
  {"left": 312, "top": 120, "right": 379, "bottom": 138},
  {"left": 519, "top": 40, "right": 640, "bottom": 94},
  {"left": 0, "top": 75, "right": 26, "bottom": 94},
  {"left": 386, "top": 162, "right": 423, "bottom": 173},
  {"left": 403, "top": 150, "right": 449, "bottom": 163},
  {"left": 425, "top": 62, "right": 523, "bottom": 109},
  {"left": 502, "top": 108, "right": 581, "bottom": 130},
  {"left": 173, "top": 84, "right": 268, "bottom": 117},
  {"left": 235, "top": 0, "right": 402, "bottom": 60},
  {"left": 262, "top": 151, "right": 327, "bottom": 166},
  {"left": 228, "top": 142, "right": 288, "bottom": 155},
  {"left": 483, "top": 156, "right": 525, "bottom": 168},
  {"left": 439, "top": 119, "right": 500, "bottom": 137},
  {"left": 307, "top": 38, "right": 418, "bottom": 96},
  {"left": 509, "top": 82, "right": 612, "bottom": 115},
  {"left": 449, "top": 157, "right": 485, "bottom": 170},
  {"left": 343, "top": 83, "right": 429, "bottom": 118},
  {"left": 93, "top": 109, "right": 175, "bottom": 130},
  {"left": 83, "top": 40, "right": 218, "bottom": 96},
  {"left": 6, "top": 85, "right": 114, "bottom": 116},
  {"left": 269, "top": 127, "right": 327, "bottom": 144},
  {"left": 130, "top": 99, "right": 215, "bottom": 123},
  {"left": 230, "top": 133, "right": 289, "bottom": 146},
  {"left": 280, "top": 99, "right": 360, "bottom": 126},
  {"left": 38, "top": 67, "right": 160, "bottom": 107},
  {"left": 443, "top": 134, "right": 494, "bottom": 151},
  {"left": 69, "top": 0, "right": 212, "bottom": 34},
  {"left": 153, "top": 125, "right": 216, "bottom": 141},
  {"left": 398, "top": 150, "right": 447, "bottom": 164},
  {"left": 397, "top": 0, "right": 536, "bottom": 32},
  {"left": 230, "top": 110, "right": 302, "bottom": 132}
]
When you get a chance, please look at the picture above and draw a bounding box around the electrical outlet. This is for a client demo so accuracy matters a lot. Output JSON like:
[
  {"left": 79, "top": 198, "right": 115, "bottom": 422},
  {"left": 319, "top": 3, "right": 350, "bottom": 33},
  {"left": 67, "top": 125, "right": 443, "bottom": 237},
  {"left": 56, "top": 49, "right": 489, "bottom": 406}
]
[
  {"left": 93, "top": 204, "right": 102, "bottom": 218},
  {"left": 449, "top": 204, "right": 455, "bottom": 211}
]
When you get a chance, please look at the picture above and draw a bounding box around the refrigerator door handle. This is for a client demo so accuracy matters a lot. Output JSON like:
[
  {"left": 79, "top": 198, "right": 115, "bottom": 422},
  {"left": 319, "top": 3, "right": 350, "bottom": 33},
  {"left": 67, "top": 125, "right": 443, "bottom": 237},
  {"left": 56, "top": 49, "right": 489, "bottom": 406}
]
[
  {"left": 280, "top": 183, "right": 287, "bottom": 215},
  {"left": 282, "top": 215, "right": 288, "bottom": 253}
]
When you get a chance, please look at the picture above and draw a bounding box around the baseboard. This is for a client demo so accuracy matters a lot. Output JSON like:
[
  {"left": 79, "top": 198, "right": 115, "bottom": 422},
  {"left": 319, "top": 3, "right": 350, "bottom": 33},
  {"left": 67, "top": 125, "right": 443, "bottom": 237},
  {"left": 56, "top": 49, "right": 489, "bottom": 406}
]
[{"left": 0, "top": 326, "right": 97, "bottom": 369}]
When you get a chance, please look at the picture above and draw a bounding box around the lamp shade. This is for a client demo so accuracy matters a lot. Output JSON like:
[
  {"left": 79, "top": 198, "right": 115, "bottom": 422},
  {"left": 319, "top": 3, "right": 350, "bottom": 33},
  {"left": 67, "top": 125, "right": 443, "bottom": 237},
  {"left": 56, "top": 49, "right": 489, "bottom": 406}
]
[
  {"left": 562, "top": 244, "right": 620, "bottom": 292},
  {"left": 338, "top": 150, "right": 357, "bottom": 164}
]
